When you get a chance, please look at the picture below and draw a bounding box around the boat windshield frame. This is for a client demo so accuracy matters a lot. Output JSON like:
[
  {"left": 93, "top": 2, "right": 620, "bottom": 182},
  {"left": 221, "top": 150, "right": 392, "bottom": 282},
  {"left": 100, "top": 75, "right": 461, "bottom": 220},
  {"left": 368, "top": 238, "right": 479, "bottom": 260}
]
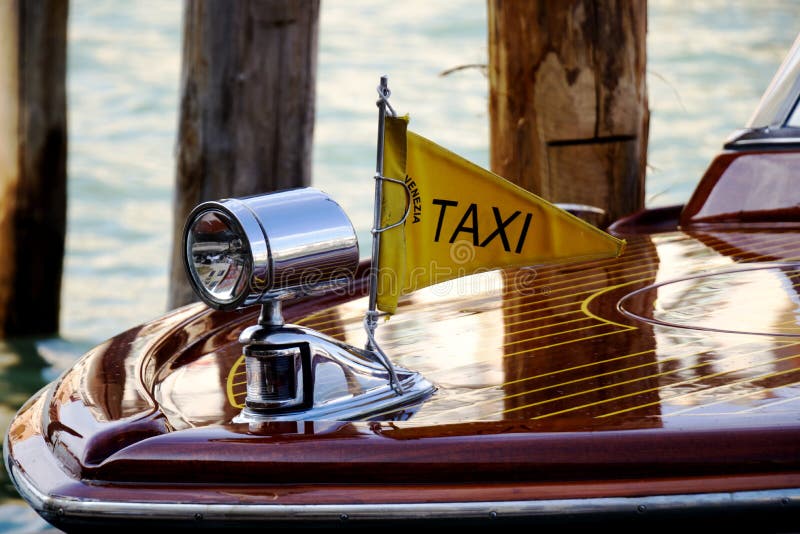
[{"left": 747, "top": 33, "right": 800, "bottom": 129}]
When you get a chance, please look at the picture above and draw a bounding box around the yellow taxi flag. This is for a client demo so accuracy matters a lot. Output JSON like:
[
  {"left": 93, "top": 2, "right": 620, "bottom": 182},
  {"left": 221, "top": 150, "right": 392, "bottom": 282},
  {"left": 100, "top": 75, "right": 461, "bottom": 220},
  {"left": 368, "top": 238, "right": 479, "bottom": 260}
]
[{"left": 376, "top": 115, "right": 626, "bottom": 315}]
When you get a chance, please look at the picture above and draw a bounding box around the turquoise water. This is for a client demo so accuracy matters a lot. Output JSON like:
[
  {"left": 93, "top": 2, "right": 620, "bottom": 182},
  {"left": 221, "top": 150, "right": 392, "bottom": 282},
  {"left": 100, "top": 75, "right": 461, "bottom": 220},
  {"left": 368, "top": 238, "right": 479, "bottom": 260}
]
[{"left": 1, "top": 1, "right": 799, "bottom": 531}]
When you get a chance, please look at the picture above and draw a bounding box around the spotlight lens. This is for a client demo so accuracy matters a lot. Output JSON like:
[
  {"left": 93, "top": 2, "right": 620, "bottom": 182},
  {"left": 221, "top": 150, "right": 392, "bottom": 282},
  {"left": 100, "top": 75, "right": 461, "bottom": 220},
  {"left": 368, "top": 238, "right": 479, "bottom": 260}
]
[{"left": 187, "top": 209, "right": 251, "bottom": 306}]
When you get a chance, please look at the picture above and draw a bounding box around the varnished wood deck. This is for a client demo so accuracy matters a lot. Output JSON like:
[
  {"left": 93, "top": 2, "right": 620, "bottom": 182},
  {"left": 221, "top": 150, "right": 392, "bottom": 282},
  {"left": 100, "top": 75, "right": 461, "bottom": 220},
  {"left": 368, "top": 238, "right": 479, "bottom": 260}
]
[{"left": 218, "top": 229, "right": 800, "bottom": 430}]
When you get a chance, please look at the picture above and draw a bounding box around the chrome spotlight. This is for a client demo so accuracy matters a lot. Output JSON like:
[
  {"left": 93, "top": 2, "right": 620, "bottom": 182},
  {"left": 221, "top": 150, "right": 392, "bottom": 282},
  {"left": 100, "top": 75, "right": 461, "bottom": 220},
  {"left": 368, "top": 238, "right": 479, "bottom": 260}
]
[
  {"left": 182, "top": 187, "right": 435, "bottom": 422},
  {"left": 184, "top": 187, "right": 360, "bottom": 309}
]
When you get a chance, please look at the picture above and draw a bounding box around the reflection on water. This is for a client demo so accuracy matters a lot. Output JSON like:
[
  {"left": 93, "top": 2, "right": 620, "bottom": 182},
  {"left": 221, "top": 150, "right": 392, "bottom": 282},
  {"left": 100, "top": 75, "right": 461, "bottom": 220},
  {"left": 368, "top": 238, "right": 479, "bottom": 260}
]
[{"left": 0, "top": 503, "right": 55, "bottom": 534}]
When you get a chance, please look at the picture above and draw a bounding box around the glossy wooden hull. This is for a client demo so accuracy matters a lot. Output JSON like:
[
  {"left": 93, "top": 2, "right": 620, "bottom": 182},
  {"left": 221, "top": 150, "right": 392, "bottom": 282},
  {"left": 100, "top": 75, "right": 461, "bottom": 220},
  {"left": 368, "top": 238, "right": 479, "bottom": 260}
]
[{"left": 6, "top": 202, "right": 800, "bottom": 529}]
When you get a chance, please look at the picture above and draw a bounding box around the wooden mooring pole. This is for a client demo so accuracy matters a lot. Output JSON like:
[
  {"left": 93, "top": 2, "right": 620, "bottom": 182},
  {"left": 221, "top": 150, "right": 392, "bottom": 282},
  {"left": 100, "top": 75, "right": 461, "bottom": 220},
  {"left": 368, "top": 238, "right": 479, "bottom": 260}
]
[
  {"left": 488, "top": 0, "right": 648, "bottom": 226},
  {"left": 168, "top": 0, "right": 320, "bottom": 309},
  {"left": 0, "top": 0, "right": 68, "bottom": 338}
]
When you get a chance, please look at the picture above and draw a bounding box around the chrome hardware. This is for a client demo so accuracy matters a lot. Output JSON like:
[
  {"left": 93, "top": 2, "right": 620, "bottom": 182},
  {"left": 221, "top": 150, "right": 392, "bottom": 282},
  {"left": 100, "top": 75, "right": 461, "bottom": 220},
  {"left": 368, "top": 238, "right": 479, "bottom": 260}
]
[
  {"left": 234, "top": 304, "right": 435, "bottom": 422},
  {"left": 184, "top": 187, "right": 436, "bottom": 422},
  {"left": 184, "top": 187, "right": 360, "bottom": 310}
]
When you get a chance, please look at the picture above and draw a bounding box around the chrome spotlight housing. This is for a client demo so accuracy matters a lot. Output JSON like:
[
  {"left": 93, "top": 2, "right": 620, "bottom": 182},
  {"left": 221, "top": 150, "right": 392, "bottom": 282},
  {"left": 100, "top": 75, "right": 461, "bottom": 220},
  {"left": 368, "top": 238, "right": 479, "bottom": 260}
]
[
  {"left": 184, "top": 187, "right": 360, "bottom": 310},
  {"left": 182, "top": 187, "right": 435, "bottom": 422}
]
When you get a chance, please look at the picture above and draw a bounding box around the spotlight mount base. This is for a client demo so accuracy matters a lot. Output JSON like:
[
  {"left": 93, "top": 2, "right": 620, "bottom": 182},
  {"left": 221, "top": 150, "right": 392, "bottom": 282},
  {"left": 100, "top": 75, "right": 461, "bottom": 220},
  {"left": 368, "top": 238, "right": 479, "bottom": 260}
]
[{"left": 234, "top": 305, "right": 436, "bottom": 422}]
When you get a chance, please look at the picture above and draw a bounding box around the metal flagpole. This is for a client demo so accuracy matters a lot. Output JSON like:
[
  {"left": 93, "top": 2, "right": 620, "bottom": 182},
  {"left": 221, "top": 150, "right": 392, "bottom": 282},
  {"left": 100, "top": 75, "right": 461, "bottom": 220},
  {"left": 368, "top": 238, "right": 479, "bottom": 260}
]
[
  {"left": 364, "top": 75, "right": 404, "bottom": 394},
  {"left": 366, "top": 75, "right": 390, "bottom": 345}
]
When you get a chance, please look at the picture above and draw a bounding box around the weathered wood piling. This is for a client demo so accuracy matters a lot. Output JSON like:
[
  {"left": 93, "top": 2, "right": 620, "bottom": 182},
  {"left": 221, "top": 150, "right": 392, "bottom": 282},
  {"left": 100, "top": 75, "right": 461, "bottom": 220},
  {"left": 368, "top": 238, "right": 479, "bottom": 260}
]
[
  {"left": 488, "top": 0, "right": 648, "bottom": 225},
  {"left": 0, "top": 0, "right": 68, "bottom": 337}
]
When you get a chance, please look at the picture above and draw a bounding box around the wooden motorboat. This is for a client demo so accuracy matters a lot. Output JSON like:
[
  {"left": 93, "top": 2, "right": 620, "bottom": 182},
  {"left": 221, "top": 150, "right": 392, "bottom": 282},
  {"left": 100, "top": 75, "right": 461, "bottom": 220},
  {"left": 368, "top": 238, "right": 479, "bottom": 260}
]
[{"left": 7, "top": 42, "right": 800, "bottom": 533}]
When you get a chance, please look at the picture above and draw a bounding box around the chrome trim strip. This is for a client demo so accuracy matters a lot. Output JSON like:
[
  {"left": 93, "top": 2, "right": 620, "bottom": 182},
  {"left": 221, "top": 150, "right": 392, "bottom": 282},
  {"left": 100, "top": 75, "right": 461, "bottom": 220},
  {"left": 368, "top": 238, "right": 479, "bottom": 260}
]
[
  {"left": 8, "top": 455, "right": 799, "bottom": 524},
  {"left": 728, "top": 136, "right": 800, "bottom": 146}
]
